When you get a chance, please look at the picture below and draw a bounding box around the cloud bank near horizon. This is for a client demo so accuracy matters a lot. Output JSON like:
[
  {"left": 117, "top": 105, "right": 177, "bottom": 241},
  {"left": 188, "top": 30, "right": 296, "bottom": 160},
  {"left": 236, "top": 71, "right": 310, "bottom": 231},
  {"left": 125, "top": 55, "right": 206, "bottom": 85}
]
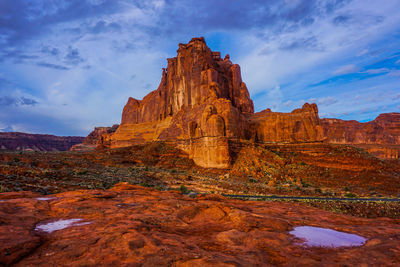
[{"left": 0, "top": 0, "right": 399, "bottom": 136}]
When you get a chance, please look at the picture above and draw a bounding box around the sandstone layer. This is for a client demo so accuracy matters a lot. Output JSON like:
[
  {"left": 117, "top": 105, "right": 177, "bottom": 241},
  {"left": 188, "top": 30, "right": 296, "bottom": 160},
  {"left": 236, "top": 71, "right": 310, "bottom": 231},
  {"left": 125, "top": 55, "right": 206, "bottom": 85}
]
[
  {"left": 1, "top": 183, "right": 399, "bottom": 266},
  {"left": 70, "top": 125, "right": 119, "bottom": 151},
  {"left": 0, "top": 132, "right": 83, "bottom": 152},
  {"left": 79, "top": 37, "right": 399, "bottom": 167},
  {"left": 321, "top": 113, "right": 400, "bottom": 159},
  {"left": 102, "top": 38, "right": 324, "bottom": 168}
]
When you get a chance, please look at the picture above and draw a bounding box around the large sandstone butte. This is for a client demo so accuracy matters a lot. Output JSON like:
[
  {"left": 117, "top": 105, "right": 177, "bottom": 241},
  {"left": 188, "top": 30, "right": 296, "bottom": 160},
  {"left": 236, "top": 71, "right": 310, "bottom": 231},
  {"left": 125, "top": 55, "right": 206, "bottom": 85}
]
[
  {"left": 101, "top": 37, "right": 324, "bottom": 168},
  {"left": 85, "top": 37, "right": 399, "bottom": 166}
]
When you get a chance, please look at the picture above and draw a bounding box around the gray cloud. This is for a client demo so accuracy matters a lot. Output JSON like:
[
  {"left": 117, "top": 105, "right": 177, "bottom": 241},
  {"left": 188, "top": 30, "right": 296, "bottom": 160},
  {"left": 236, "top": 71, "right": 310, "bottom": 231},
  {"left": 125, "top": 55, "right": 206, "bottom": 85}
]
[
  {"left": 0, "top": 96, "right": 38, "bottom": 106},
  {"left": 0, "top": 50, "right": 38, "bottom": 63},
  {"left": 0, "top": 0, "right": 123, "bottom": 46},
  {"left": 89, "top": 20, "right": 121, "bottom": 34},
  {"left": 41, "top": 46, "right": 60, "bottom": 56},
  {"left": 64, "top": 46, "right": 84, "bottom": 65},
  {"left": 0, "top": 96, "right": 18, "bottom": 106},
  {"left": 333, "top": 15, "right": 351, "bottom": 25},
  {"left": 280, "top": 36, "right": 324, "bottom": 51},
  {"left": 37, "top": 62, "right": 70, "bottom": 70},
  {"left": 20, "top": 97, "right": 38, "bottom": 106}
]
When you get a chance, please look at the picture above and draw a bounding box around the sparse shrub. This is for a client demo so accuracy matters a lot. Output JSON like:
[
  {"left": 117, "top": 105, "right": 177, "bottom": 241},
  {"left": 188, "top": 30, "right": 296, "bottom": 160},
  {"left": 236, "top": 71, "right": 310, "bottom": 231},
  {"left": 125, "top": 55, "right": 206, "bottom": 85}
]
[
  {"left": 31, "top": 160, "right": 39, "bottom": 167},
  {"left": 0, "top": 185, "right": 8, "bottom": 193},
  {"left": 314, "top": 187, "right": 322, "bottom": 194},
  {"left": 75, "top": 170, "right": 89, "bottom": 175},
  {"left": 179, "top": 185, "right": 189, "bottom": 194},
  {"left": 139, "top": 183, "right": 150, "bottom": 187},
  {"left": 344, "top": 192, "right": 357, "bottom": 198},
  {"left": 155, "top": 186, "right": 163, "bottom": 191},
  {"left": 301, "top": 180, "right": 311, "bottom": 188},
  {"left": 273, "top": 150, "right": 281, "bottom": 156}
]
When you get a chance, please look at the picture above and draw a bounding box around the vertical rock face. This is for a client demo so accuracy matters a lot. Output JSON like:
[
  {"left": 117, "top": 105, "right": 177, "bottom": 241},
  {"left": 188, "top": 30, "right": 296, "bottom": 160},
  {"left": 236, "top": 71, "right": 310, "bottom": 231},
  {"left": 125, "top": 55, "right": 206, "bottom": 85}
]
[
  {"left": 70, "top": 125, "right": 119, "bottom": 151},
  {"left": 321, "top": 113, "right": 400, "bottom": 159},
  {"left": 98, "top": 37, "right": 398, "bottom": 167},
  {"left": 105, "top": 37, "right": 325, "bottom": 168},
  {"left": 248, "top": 103, "right": 324, "bottom": 143},
  {"left": 321, "top": 113, "right": 400, "bottom": 145},
  {"left": 121, "top": 37, "right": 254, "bottom": 125}
]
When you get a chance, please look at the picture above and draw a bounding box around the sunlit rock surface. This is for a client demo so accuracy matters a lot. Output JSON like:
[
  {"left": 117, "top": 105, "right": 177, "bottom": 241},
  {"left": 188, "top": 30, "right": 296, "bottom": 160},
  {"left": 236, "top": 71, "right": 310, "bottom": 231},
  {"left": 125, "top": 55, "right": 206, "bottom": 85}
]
[
  {"left": 321, "top": 113, "right": 400, "bottom": 159},
  {"left": 102, "top": 38, "right": 325, "bottom": 168},
  {"left": 0, "top": 183, "right": 399, "bottom": 266}
]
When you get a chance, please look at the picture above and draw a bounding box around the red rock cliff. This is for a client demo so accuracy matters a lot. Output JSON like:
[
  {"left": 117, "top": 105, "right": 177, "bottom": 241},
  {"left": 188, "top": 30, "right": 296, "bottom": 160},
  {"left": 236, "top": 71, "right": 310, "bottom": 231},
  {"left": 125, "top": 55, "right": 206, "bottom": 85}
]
[
  {"left": 248, "top": 103, "right": 324, "bottom": 143},
  {"left": 104, "top": 37, "right": 325, "bottom": 168},
  {"left": 70, "top": 125, "right": 119, "bottom": 151},
  {"left": 321, "top": 113, "right": 400, "bottom": 159},
  {"left": 121, "top": 37, "right": 254, "bottom": 125},
  {"left": 321, "top": 113, "right": 400, "bottom": 145}
]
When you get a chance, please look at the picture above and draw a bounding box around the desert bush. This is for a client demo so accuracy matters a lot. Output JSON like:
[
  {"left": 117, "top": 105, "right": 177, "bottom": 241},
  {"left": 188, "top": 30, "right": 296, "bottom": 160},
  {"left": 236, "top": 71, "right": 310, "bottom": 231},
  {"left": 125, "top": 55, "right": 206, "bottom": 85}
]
[
  {"left": 344, "top": 192, "right": 357, "bottom": 198},
  {"left": 180, "top": 185, "right": 189, "bottom": 194}
]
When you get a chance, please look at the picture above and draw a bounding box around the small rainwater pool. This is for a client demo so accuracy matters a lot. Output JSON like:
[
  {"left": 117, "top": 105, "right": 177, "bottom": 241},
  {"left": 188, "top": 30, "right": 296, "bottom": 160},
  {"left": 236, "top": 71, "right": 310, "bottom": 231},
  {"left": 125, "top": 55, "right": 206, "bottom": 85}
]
[
  {"left": 36, "top": 197, "right": 57, "bottom": 201},
  {"left": 290, "top": 226, "right": 366, "bottom": 248},
  {"left": 35, "top": 219, "right": 91, "bottom": 233}
]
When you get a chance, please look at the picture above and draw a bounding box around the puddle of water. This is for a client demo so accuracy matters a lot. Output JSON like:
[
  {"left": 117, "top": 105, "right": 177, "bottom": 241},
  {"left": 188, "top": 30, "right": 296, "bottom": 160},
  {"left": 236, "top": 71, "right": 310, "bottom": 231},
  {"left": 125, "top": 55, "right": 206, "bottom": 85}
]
[
  {"left": 290, "top": 226, "right": 366, "bottom": 247},
  {"left": 37, "top": 197, "right": 57, "bottom": 201},
  {"left": 35, "top": 219, "right": 91, "bottom": 233}
]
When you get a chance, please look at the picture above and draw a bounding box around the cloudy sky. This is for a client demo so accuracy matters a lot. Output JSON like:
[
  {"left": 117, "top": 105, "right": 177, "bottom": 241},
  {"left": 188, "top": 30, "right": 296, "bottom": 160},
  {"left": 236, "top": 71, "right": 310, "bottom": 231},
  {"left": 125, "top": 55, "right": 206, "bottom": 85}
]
[{"left": 0, "top": 0, "right": 399, "bottom": 136}]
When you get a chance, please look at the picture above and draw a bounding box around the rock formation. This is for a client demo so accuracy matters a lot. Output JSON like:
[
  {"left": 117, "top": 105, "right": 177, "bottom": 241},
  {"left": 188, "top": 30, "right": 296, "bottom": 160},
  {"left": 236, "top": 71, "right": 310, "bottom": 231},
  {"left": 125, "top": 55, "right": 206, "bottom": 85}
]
[
  {"left": 321, "top": 113, "right": 400, "bottom": 145},
  {"left": 0, "top": 132, "right": 84, "bottom": 152},
  {"left": 103, "top": 37, "right": 324, "bottom": 168},
  {"left": 70, "top": 125, "right": 119, "bottom": 151},
  {"left": 82, "top": 37, "right": 399, "bottom": 166},
  {"left": 248, "top": 103, "right": 324, "bottom": 143},
  {"left": 321, "top": 113, "right": 400, "bottom": 159},
  {"left": 1, "top": 184, "right": 399, "bottom": 266}
]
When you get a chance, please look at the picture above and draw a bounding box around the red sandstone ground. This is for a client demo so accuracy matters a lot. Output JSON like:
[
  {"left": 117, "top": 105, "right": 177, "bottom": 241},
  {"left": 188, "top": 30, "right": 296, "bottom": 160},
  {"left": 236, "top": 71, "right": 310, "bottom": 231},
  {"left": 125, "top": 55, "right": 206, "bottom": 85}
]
[{"left": 1, "top": 183, "right": 399, "bottom": 266}]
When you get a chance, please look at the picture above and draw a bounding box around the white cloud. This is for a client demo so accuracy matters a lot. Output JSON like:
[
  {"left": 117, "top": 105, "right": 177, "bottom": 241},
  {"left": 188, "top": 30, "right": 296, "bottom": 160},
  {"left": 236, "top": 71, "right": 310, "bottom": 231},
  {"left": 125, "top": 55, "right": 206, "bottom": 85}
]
[
  {"left": 357, "top": 49, "right": 369, "bottom": 57},
  {"left": 317, "top": 96, "right": 338, "bottom": 106},
  {"left": 333, "top": 64, "right": 359, "bottom": 75},
  {"left": 388, "top": 70, "right": 400, "bottom": 76},
  {"left": 284, "top": 100, "right": 293, "bottom": 107},
  {"left": 363, "top": 68, "right": 390, "bottom": 74}
]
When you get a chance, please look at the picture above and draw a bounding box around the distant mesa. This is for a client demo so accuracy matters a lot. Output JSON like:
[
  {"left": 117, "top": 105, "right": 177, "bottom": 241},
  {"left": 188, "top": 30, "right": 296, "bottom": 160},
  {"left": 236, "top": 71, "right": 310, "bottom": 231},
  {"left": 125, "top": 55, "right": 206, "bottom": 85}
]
[
  {"left": 0, "top": 132, "right": 84, "bottom": 152},
  {"left": 76, "top": 37, "right": 400, "bottom": 167}
]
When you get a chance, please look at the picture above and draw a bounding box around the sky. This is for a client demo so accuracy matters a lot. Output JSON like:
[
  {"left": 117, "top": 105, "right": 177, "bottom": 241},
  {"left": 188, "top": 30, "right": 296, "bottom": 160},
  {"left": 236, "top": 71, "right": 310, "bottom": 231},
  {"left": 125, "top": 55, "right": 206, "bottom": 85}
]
[{"left": 0, "top": 0, "right": 399, "bottom": 136}]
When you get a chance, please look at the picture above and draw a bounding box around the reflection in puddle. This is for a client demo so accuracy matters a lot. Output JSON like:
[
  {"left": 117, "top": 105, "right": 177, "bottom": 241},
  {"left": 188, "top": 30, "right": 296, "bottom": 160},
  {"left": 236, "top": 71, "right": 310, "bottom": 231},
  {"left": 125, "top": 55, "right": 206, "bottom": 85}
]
[
  {"left": 290, "top": 226, "right": 366, "bottom": 247},
  {"left": 35, "top": 219, "right": 91, "bottom": 233},
  {"left": 37, "top": 197, "right": 57, "bottom": 201}
]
